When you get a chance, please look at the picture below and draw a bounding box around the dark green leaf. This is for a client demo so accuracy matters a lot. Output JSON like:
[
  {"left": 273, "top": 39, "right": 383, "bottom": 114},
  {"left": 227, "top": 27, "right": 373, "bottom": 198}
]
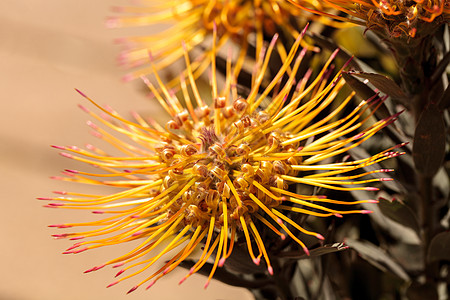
[
  {"left": 412, "top": 105, "right": 446, "bottom": 177},
  {"left": 345, "top": 239, "right": 410, "bottom": 281},
  {"left": 342, "top": 72, "right": 380, "bottom": 100},
  {"left": 350, "top": 72, "right": 408, "bottom": 101},
  {"left": 427, "top": 231, "right": 450, "bottom": 263},
  {"left": 342, "top": 72, "right": 393, "bottom": 123},
  {"left": 278, "top": 242, "right": 348, "bottom": 259},
  {"left": 378, "top": 197, "right": 420, "bottom": 234}
]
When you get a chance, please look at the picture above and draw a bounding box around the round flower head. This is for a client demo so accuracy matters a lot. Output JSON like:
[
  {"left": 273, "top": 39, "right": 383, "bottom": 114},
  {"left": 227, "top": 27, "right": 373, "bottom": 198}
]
[
  {"left": 42, "top": 28, "right": 402, "bottom": 293},
  {"left": 289, "top": 0, "right": 450, "bottom": 39},
  {"left": 107, "top": 0, "right": 348, "bottom": 83}
]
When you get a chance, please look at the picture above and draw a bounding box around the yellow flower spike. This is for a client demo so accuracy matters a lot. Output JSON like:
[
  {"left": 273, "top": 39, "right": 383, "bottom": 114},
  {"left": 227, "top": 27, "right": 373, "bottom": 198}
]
[
  {"left": 249, "top": 220, "right": 274, "bottom": 274},
  {"left": 219, "top": 198, "right": 229, "bottom": 266},
  {"left": 204, "top": 228, "right": 226, "bottom": 289},
  {"left": 43, "top": 27, "right": 402, "bottom": 293}
]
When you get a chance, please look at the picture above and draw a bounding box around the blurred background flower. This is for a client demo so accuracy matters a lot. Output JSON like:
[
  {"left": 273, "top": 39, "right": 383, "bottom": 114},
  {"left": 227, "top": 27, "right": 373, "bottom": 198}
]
[{"left": 107, "top": 0, "right": 353, "bottom": 84}]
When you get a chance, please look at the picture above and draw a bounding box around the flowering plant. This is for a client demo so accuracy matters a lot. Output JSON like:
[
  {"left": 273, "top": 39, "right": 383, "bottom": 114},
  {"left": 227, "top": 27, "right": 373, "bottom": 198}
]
[{"left": 42, "top": 0, "right": 449, "bottom": 298}]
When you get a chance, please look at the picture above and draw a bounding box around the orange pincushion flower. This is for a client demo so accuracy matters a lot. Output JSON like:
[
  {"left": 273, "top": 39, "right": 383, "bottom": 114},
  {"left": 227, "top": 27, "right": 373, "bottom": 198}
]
[
  {"left": 41, "top": 29, "right": 402, "bottom": 293},
  {"left": 290, "top": 0, "right": 449, "bottom": 38}
]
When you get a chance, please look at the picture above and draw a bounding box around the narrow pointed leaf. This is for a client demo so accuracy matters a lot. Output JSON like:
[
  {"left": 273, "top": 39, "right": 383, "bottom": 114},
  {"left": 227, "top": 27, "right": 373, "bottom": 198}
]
[
  {"left": 350, "top": 72, "right": 408, "bottom": 101},
  {"left": 378, "top": 197, "right": 420, "bottom": 234},
  {"left": 413, "top": 105, "right": 445, "bottom": 177},
  {"left": 342, "top": 72, "right": 392, "bottom": 122},
  {"left": 345, "top": 239, "right": 410, "bottom": 281}
]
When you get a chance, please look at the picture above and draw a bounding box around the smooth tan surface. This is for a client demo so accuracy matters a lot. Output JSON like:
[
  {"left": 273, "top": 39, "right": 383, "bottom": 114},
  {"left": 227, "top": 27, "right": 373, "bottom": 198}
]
[{"left": 0, "top": 1, "right": 253, "bottom": 299}]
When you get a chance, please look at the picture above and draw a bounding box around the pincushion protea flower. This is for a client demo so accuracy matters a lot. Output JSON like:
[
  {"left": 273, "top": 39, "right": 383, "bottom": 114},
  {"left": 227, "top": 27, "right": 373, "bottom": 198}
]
[
  {"left": 41, "top": 28, "right": 402, "bottom": 293},
  {"left": 107, "top": 0, "right": 349, "bottom": 83},
  {"left": 289, "top": 0, "right": 449, "bottom": 38},
  {"left": 289, "top": 0, "right": 449, "bottom": 96}
]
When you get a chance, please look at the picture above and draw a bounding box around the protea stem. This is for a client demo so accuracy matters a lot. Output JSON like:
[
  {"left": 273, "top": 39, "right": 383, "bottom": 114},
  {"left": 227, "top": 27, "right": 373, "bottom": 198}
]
[{"left": 391, "top": 28, "right": 445, "bottom": 289}]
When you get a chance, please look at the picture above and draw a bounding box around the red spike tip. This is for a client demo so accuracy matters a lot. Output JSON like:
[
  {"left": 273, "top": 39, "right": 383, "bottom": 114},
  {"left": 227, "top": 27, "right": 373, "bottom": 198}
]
[
  {"left": 65, "top": 243, "right": 81, "bottom": 251},
  {"left": 127, "top": 286, "right": 138, "bottom": 294},
  {"left": 77, "top": 104, "right": 90, "bottom": 113},
  {"left": 121, "top": 73, "right": 134, "bottom": 82},
  {"left": 204, "top": 280, "right": 210, "bottom": 289},
  {"left": 253, "top": 258, "right": 260, "bottom": 265},
  {"left": 105, "top": 17, "right": 120, "bottom": 28},
  {"left": 51, "top": 145, "right": 66, "bottom": 150},
  {"left": 74, "top": 88, "right": 87, "bottom": 98},
  {"left": 48, "top": 224, "right": 70, "bottom": 228},
  {"left": 316, "top": 233, "right": 325, "bottom": 240},
  {"left": 52, "top": 191, "right": 67, "bottom": 195},
  {"left": 84, "top": 265, "right": 104, "bottom": 273},
  {"left": 303, "top": 247, "right": 310, "bottom": 256},
  {"left": 218, "top": 257, "right": 226, "bottom": 267},
  {"left": 63, "top": 247, "right": 87, "bottom": 254},
  {"left": 51, "top": 234, "right": 68, "bottom": 239},
  {"left": 380, "top": 178, "right": 393, "bottom": 182},
  {"left": 106, "top": 281, "right": 119, "bottom": 288},
  {"left": 59, "top": 152, "right": 73, "bottom": 159},
  {"left": 146, "top": 280, "right": 156, "bottom": 290},
  {"left": 365, "top": 187, "right": 379, "bottom": 191}
]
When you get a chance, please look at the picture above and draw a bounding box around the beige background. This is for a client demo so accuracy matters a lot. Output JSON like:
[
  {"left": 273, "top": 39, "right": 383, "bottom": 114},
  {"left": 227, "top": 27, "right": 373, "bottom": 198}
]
[{"left": 0, "top": 1, "right": 252, "bottom": 299}]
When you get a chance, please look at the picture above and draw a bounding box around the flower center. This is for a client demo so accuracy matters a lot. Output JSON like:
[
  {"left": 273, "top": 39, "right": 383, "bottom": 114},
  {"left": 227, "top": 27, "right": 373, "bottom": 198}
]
[{"left": 158, "top": 106, "right": 300, "bottom": 230}]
